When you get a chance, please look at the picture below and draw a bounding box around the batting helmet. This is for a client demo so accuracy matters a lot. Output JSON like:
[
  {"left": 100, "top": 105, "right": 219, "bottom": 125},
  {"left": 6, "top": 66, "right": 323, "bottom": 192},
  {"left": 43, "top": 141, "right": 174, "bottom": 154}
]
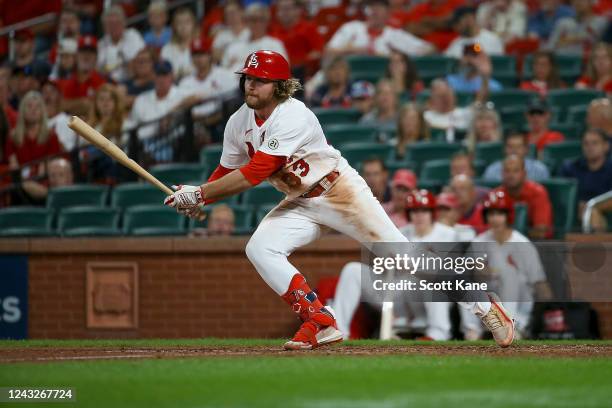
[
  {"left": 482, "top": 189, "right": 515, "bottom": 225},
  {"left": 235, "top": 50, "right": 291, "bottom": 81},
  {"left": 405, "top": 189, "right": 436, "bottom": 220}
]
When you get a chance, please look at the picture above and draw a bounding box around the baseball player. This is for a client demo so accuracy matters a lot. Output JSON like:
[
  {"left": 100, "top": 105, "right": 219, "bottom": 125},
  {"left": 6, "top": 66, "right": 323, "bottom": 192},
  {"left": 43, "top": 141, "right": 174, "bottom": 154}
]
[{"left": 164, "top": 50, "right": 515, "bottom": 349}]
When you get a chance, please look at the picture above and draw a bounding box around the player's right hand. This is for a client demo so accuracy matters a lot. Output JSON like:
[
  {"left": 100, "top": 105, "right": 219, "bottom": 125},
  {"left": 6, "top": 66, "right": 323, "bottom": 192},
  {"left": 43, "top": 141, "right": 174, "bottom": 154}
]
[
  {"left": 177, "top": 206, "right": 207, "bottom": 222},
  {"left": 164, "top": 184, "right": 204, "bottom": 208}
]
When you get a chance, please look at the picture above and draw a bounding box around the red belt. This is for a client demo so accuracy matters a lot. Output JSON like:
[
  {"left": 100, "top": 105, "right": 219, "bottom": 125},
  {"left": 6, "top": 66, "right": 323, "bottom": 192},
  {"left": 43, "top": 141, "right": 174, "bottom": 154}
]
[{"left": 301, "top": 171, "right": 340, "bottom": 198}]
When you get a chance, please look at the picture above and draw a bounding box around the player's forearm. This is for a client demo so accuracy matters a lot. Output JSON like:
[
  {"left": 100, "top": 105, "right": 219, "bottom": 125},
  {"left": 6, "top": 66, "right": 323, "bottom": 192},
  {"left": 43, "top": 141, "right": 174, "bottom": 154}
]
[{"left": 200, "top": 169, "right": 252, "bottom": 201}]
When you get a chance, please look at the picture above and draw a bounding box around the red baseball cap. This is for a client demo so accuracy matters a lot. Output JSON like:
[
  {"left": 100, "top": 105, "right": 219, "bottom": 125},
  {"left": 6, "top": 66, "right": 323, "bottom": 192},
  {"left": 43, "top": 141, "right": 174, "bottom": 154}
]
[
  {"left": 78, "top": 35, "right": 98, "bottom": 51},
  {"left": 392, "top": 169, "right": 417, "bottom": 190},
  {"left": 436, "top": 192, "right": 459, "bottom": 209},
  {"left": 191, "top": 37, "right": 211, "bottom": 54}
]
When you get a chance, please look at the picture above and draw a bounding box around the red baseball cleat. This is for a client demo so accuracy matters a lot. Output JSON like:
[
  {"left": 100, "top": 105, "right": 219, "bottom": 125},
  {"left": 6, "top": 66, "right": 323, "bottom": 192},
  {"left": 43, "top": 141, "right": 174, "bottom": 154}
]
[{"left": 284, "top": 306, "right": 343, "bottom": 350}]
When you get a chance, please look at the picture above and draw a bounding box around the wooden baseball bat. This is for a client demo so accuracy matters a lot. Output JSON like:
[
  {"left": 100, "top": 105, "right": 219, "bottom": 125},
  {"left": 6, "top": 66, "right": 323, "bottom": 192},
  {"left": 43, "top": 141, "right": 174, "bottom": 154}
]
[{"left": 67, "top": 116, "right": 173, "bottom": 195}]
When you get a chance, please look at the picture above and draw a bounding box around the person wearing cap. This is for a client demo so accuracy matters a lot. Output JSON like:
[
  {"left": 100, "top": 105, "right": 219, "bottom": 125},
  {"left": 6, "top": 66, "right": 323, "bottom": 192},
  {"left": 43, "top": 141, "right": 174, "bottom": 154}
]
[
  {"left": 525, "top": 98, "right": 564, "bottom": 155},
  {"left": 144, "top": 0, "right": 172, "bottom": 49},
  {"left": 350, "top": 80, "right": 376, "bottom": 117},
  {"left": 446, "top": 43, "right": 503, "bottom": 94},
  {"left": 483, "top": 130, "right": 550, "bottom": 183},
  {"left": 97, "top": 5, "right": 145, "bottom": 82},
  {"left": 178, "top": 38, "right": 238, "bottom": 119},
  {"left": 359, "top": 79, "right": 400, "bottom": 128},
  {"left": 161, "top": 7, "right": 199, "bottom": 80},
  {"left": 436, "top": 191, "right": 476, "bottom": 241},
  {"left": 50, "top": 38, "right": 78, "bottom": 81},
  {"left": 13, "top": 29, "right": 36, "bottom": 69},
  {"left": 381, "top": 169, "right": 417, "bottom": 228},
  {"left": 221, "top": 3, "right": 288, "bottom": 73},
  {"left": 59, "top": 35, "right": 107, "bottom": 117},
  {"left": 444, "top": 7, "right": 504, "bottom": 59},
  {"left": 325, "top": 0, "right": 433, "bottom": 59}
]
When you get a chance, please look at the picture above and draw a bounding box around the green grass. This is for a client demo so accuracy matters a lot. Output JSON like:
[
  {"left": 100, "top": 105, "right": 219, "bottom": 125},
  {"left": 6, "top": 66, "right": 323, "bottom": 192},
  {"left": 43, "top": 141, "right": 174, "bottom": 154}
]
[{"left": 0, "top": 340, "right": 611, "bottom": 408}]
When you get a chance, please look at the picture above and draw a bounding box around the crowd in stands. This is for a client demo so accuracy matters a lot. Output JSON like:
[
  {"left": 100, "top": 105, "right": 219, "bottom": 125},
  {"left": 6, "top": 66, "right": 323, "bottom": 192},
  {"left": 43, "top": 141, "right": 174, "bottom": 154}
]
[{"left": 0, "top": 0, "right": 611, "bottom": 237}]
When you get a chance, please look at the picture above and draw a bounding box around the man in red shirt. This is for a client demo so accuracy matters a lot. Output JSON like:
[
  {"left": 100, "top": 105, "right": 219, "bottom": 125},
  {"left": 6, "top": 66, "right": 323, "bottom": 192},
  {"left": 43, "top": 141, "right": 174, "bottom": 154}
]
[
  {"left": 401, "top": 0, "right": 465, "bottom": 51},
  {"left": 451, "top": 174, "right": 487, "bottom": 234},
  {"left": 525, "top": 98, "right": 564, "bottom": 156},
  {"left": 270, "top": 0, "right": 324, "bottom": 79},
  {"left": 59, "top": 35, "right": 106, "bottom": 116},
  {"left": 499, "top": 155, "right": 553, "bottom": 239}
]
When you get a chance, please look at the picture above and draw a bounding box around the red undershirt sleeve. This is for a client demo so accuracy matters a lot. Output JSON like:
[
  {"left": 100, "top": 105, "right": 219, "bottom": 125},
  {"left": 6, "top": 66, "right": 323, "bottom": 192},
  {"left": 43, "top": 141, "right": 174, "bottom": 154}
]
[
  {"left": 204, "top": 164, "right": 234, "bottom": 204},
  {"left": 239, "top": 151, "right": 287, "bottom": 186}
]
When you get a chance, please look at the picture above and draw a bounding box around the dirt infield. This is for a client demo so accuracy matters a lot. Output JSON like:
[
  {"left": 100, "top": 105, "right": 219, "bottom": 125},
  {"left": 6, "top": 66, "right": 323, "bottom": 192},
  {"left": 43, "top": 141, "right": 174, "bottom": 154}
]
[{"left": 1, "top": 343, "right": 611, "bottom": 363}]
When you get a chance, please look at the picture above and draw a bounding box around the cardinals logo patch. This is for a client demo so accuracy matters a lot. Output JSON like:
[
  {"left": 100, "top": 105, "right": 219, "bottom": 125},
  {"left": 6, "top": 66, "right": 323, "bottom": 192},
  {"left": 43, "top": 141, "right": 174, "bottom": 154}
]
[{"left": 248, "top": 53, "right": 259, "bottom": 68}]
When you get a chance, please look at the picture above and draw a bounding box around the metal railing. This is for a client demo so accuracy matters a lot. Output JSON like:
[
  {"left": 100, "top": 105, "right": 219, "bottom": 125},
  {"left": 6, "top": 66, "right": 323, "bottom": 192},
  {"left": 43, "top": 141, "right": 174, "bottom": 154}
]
[{"left": 582, "top": 191, "right": 612, "bottom": 233}]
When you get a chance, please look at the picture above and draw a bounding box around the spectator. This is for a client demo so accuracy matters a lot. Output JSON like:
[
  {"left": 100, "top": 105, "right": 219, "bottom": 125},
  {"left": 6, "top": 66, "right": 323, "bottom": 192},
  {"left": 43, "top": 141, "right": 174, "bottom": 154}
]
[
  {"left": 56, "top": 8, "right": 81, "bottom": 42},
  {"left": 499, "top": 155, "right": 553, "bottom": 239},
  {"left": 465, "top": 107, "right": 502, "bottom": 151},
  {"left": 519, "top": 51, "right": 565, "bottom": 97},
  {"left": 309, "top": 56, "right": 352, "bottom": 108},
  {"left": 49, "top": 38, "right": 78, "bottom": 81},
  {"left": 449, "top": 152, "right": 490, "bottom": 202},
  {"left": 120, "top": 48, "right": 156, "bottom": 108},
  {"left": 387, "top": 0, "right": 411, "bottom": 28},
  {"left": 161, "top": 7, "right": 199, "bottom": 80},
  {"left": 18, "top": 157, "right": 74, "bottom": 205},
  {"left": 0, "top": 74, "right": 16, "bottom": 163},
  {"left": 436, "top": 191, "right": 477, "bottom": 241},
  {"left": 359, "top": 79, "right": 399, "bottom": 127},
  {"left": 97, "top": 6, "right": 145, "bottom": 83},
  {"left": 178, "top": 38, "right": 238, "bottom": 119},
  {"left": 527, "top": 0, "right": 574, "bottom": 41},
  {"left": 476, "top": 0, "right": 527, "bottom": 44},
  {"left": 423, "top": 79, "right": 473, "bottom": 136},
  {"left": 10, "top": 64, "right": 45, "bottom": 110},
  {"left": 269, "top": 0, "right": 324, "bottom": 79},
  {"left": 60, "top": 36, "right": 107, "bottom": 117},
  {"left": 143, "top": 0, "right": 172, "bottom": 50},
  {"left": 361, "top": 157, "right": 390, "bottom": 203},
  {"left": 193, "top": 204, "right": 237, "bottom": 237},
  {"left": 5, "top": 91, "right": 61, "bottom": 178},
  {"left": 401, "top": 0, "right": 463, "bottom": 52},
  {"left": 385, "top": 49, "right": 425, "bottom": 100},
  {"left": 41, "top": 81, "right": 76, "bottom": 152},
  {"left": 212, "top": 1, "right": 250, "bottom": 63},
  {"left": 350, "top": 80, "right": 376, "bottom": 117},
  {"left": 450, "top": 174, "right": 487, "bottom": 234},
  {"left": 561, "top": 129, "right": 612, "bottom": 232},
  {"left": 221, "top": 3, "right": 288, "bottom": 73},
  {"left": 394, "top": 103, "right": 429, "bottom": 160},
  {"left": 13, "top": 29, "right": 36, "bottom": 69},
  {"left": 444, "top": 7, "right": 504, "bottom": 59},
  {"left": 576, "top": 43, "right": 612, "bottom": 94},
  {"left": 525, "top": 98, "right": 564, "bottom": 155},
  {"left": 325, "top": 0, "right": 434, "bottom": 58},
  {"left": 586, "top": 98, "right": 612, "bottom": 135},
  {"left": 381, "top": 169, "right": 417, "bottom": 228},
  {"left": 546, "top": 0, "right": 607, "bottom": 55},
  {"left": 447, "top": 46, "right": 503, "bottom": 94},
  {"left": 483, "top": 130, "right": 550, "bottom": 182}
]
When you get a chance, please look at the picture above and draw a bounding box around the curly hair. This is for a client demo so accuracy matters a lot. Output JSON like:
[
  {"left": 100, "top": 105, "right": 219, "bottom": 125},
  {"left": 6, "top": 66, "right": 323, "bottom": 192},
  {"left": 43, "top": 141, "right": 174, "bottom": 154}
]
[{"left": 274, "top": 78, "right": 302, "bottom": 101}]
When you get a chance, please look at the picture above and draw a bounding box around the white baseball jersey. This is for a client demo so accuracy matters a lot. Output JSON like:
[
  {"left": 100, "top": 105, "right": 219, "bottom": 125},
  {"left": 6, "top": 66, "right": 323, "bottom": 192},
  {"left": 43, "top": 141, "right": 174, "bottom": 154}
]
[
  {"left": 220, "top": 98, "right": 343, "bottom": 199},
  {"left": 178, "top": 67, "right": 238, "bottom": 116},
  {"left": 160, "top": 43, "right": 195, "bottom": 79},
  {"left": 97, "top": 28, "right": 145, "bottom": 82},
  {"left": 399, "top": 222, "right": 458, "bottom": 242}
]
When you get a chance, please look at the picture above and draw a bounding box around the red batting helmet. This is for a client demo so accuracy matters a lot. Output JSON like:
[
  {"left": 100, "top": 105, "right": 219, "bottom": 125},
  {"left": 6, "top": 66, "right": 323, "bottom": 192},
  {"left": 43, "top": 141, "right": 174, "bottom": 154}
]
[
  {"left": 235, "top": 50, "right": 291, "bottom": 81},
  {"left": 482, "top": 189, "right": 515, "bottom": 225},
  {"left": 406, "top": 189, "right": 436, "bottom": 220}
]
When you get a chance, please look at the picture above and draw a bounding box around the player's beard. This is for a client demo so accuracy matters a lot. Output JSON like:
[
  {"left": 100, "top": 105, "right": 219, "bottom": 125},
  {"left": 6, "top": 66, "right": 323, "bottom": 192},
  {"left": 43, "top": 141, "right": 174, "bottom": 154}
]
[{"left": 245, "top": 91, "right": 275, "bottom": 110}]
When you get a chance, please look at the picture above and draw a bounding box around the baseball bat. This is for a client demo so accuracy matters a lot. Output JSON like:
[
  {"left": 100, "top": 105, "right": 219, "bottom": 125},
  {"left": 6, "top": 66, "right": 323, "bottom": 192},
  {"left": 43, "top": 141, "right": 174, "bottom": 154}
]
[{"left": 67, "top": 116, "right": 173, "bottom": 195}]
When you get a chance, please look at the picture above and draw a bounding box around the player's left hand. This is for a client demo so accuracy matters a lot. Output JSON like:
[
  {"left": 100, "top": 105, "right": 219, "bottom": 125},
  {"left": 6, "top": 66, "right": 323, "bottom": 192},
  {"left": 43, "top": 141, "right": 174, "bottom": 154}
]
[{"left": 164, "top": 184, "right": 204, "bottom": 208}]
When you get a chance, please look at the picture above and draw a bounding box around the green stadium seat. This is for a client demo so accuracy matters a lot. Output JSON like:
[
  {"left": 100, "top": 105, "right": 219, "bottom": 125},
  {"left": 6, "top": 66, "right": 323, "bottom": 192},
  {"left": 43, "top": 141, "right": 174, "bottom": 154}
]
[
  {"left": 58, "top": 206, "right": 120, "bottom": 237},
  {"left": 500, "top": 106, "right": 528, "bottom": 130},
  {"left": 200, "top": 144, "right": 223, "bottom": 171},
  {"left": 149, "top": 163, "right": 207, "bottom": 186},
  {"left": 416, "top": 180, "right": 443, "bottom": 194},
  {"left": 420, "top": 159, "right": 451, "bottom": 184},
  {"left": 488, "top": 89, "right": 537, "bottom": 111},
  {"left": 523, "top": 54, "right": 583, "bottom": 83},
  {"left": 412, "top": 55, "right": 456, "bottom": 85},
  {"left": 566, "top": 105, "right": 588, "bottom": 125},
  {"left": 324, "top": 124, "right": 379, "bottom": 147},
  {"left": 475, "top": 141, "right": 504, "bottom": 166},
  {"left": 546, "top": 89, "right": 604, "bottom": 122},
  {"left": 513, "top": 203, "right": 528, "bottom": 236},
  {"left": 541, "top": 178, "right": 577, "bottom": 238},
  {"left": 47, "top": 184, "right": 108, "bottom": 210},
  {"left": 473, "top": 178, "right": 501, "bottom": 189},
  {"left": 346, "top": 55, "right": 389, "bottom": 79},
  {"left": 494, "top": 73, "right": 519, "bottom": 88},
  {"left": 312, "top": 108, "right": 362, "bottom": 126},
  {"left": 123, "top": 205, "right": 186, "bottom": 236},
  {"left": 416, "top": 90, "right": 474, "bottom": 107},
  {"left": 491, "top": 55, "right": 517, "bottom": 75},
  {"left": 473, "top": 159, "right": 488, "bottom": 177},
  {"left": 189, "top": 204, "right": 254, "bottom": 234},
  {"left": 339, "top": 142, "right": 394, "bottom": 168},
  {"left": 549, "top": 122, "right": 581, "bottom": 140},
  {"left": 350, "top": 71, "right": 384, "bottom": 84},
  {"left": 542, "top": 141, "right": 582, "bottom": 174},
  {"left": 385, "top": 160, "right": 417, "bottom": 175},
  {"left": 111, "top": 183, "right": 167, "bottom": 210},
  {"left": 405, "top": 142, "right": 463, "bottom": 174},
  {"left": 0, "top": 207, "right": 54, "bottom": 237},
  {"left": 241, "top": 182, "right": 285, "bottom": 208}
]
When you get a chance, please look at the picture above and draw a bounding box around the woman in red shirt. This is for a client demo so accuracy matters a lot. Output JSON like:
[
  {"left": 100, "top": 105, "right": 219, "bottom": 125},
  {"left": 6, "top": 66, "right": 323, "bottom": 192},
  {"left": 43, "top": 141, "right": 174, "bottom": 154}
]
[
  {"left": 520, "top": 51, "right": 564, "bottom": 97},
  {"left": 576, "top": 42, "right": 612, "bottom": 94},
  {"left": 5, "top": 91, "right": 61, "bottom": 178}
]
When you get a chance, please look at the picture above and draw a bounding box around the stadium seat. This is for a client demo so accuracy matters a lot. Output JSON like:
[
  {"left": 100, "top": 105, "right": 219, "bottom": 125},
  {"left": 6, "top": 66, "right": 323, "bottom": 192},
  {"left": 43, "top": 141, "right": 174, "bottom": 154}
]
[
  {"left": 566, "top": 105, "right": 588, "bottom": 126},
  {"left": 324, "top": 124, "right": 379, "bottom": 146},
  {"left": 149, "top": 163, "right": 207, "bottom": 186},
  {"left": 47, "top": 185, "right": 108, "bottom": 210},
  {"left": 549, "top": 122, "right": 581, "bottom": 140},
  {"left": 523, "top": 54, "right": 583, "bottom": 83},
  {"left": 542, "top": 141, "right": 582, "bottom": 174},
  {"left": 494, "top": 73, "right": 519, "bottom": 88},
  {"left": 546, "top": 89, "right": 604, "bottom": 122},
  {"left": 416, "top": 179, "right": 443, "bottom": 194},
  {"left": 490, "top": 55, "right": 517, "bottom": 76},
  {"left": 111, "top": 183, "right": 167, "bottom": 210},
  {"left": 58, "top": 206, "right": 120, "bottom": 237},
  {"left": 0, "top": 207, "right": 54, "bottom": 237},
  {"left": 312, "top": 108, "right": 362, "bottom": 126},
  {"left": 346, "top": 55, "right": 389, "bottom": 79},
  {"left": 241, "top": 182, "right": 285, "bottom": 208},
  {"left": 513, "top": 203, "right": 528, "bottom": 235},
  {"left": 541, "top": 178, "right": 577, "bottom": 238},
  {"left": 475, "top": 141, "right": 504, "bottom": 166},
  {"left": 339, "top": 142, "right": 394, "bottom": 168},
  {"left": 420, "top": 159, "right": 451, "bottom": 184},
  {"left": 200, "top": 144, "right": 223, "bottom": 171},
  {"left": 405, "top": 142, "right": 463, "bottom": 173},
  {"left": 499, "top": 106, "right": 527, "bottom": 130},
  {"left": 350, "top": 71, "right": 384, "bottom": 84},
  {"left": 416, "top": 90, "right": 474, "bottom": 107},
  {"left": 189, "top": 204, "right": 254, "bottom": 234},
  {"left": 123, "top": 205, "right": 186, "bottom": 236},
  {"left": 385, "top": 160, "right": 417, "bottom": 175},
  {"left": 473, "top": 178, "right": 501, "bottom": 189},
  {"left": 412, "top": 55, "right": 456, "bottom": 85},
  {"left": 488, "top": 89, "right": 537, "bottom": 111}
]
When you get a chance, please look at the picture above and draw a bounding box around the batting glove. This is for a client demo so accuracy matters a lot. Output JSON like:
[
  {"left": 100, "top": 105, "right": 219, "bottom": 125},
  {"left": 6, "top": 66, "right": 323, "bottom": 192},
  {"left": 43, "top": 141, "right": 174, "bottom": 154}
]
[{"left": 164, "top": 184, "right": 204, "bottom": 208}]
